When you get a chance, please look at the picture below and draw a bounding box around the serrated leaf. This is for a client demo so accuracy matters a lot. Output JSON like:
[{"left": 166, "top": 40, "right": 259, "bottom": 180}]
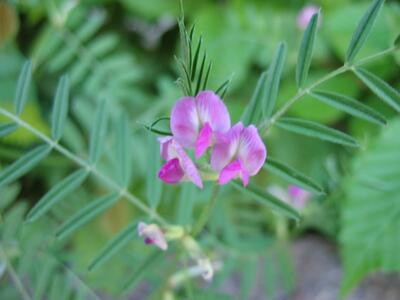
[
  {"left": 264, "top": 157, "right": 324, "bottom": 194},
  {"left": 296, "top": 12, "right": 319, "bottom": 87},
  {"left": 241, "top": 72, "right": 268, "bottom": 126},
  {"left": 231, "top": 181, "right": 301, "bottom": 221},
  {"left": 116, "top": 114, "right": 131, "bottom": 187},
  {"left": 310, "top": 91, "right": 386, "bottom": 125},
  {"left": 14, "top": 60, "right": 32, "bottom": 116},
  {"left": 346, "top": 0, "right": 384, "bottom": 63},
  {"left": 0, "top": 123, "right": 18, "bottom": 137},
  {"left": 51, "top": 75, "right": 70, "bottom": 141},
  {"left": 26, "top": 169, "right": 89, "bottom": 223},
  {"left": 122, "top": 249, "right": 164, "bottom": 291},
  {"left": 89, "top": 98, "right": 108, "bottom": 164},
  {"left": 56, "top": 193, "right": 119, "bottom": 240},
  {"left": 88, "top": 221, "right": 137, "bottom": 272},
  {"left": 0, "top": 144, "right": 51, "bottom": 187},
  {"left": 354, "top": 68, "right": 400, "bottom": 112},
  {"left": 276, "top": 117, "right": 359, "bottom": 147},
  {"left": 264, "top": 42, "right": 286, "bottom": 118},
  {"left": 340, "top": 118, "right": 400, "bottom": 295},
  {"left": 146, "top": 134, "right": 163, "bottom": 209}
]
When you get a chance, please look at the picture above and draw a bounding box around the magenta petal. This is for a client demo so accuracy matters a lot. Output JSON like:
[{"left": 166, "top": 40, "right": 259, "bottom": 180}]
[
  {"left": 171, "top": 97, "right": 199, "bottom": 148},
  {"left": 219, "top": 160, "right": 242, "bottom": 185},
  {"left": 237, "top": 125, "right": 266, "bottom": 176},
  {"left": 211, "top": 123, "right": 244, "bottom": 172},
  {"left": 158, "top": 136, "right": 174, "bottom": 161},
  {"left": 158, "top": 158, "right": 184, "bottom": 184},
  {"left": 196, "top": 91, "right": 231, "bottom": 133},
  {"left": 174, "top": 143, "right": 203, "bottom": 188},
  {"left": 195, "top": 122, "right": 213, "bottom": 159}
]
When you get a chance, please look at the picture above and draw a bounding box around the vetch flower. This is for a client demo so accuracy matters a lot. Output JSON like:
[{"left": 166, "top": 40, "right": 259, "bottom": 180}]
[
  {"left": 158, "top": 137, "right": 203, "bottom": 188},
  {"left": 211, "top": 122, "right": 266, "bottom": 186},
  {"left": 288, "top": 185, "right": 311, "bottom": 209},
  {"left": 297, "top": 4, "right": 321, "bottom": 29},
  {"left": 137, "top": 222, "right": 168, "bottom": 251},
  {"left": 171, "top": 91, "right": 231, "bottom": 159}
]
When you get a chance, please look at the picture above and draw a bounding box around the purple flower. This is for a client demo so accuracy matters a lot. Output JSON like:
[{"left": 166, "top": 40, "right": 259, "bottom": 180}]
[
  {"left": 288, "top": 185, "right": 311, "bottom": 209},
  {"left": 158, "top": 137, "right": 203, "bottom": 188},
  {"left": 297, "top": 5, "right": 321, "bottom": 30},
  {"left": 171, "top": 91, "right": 231, "bottom": 159},
  {"left": 211, "top": 122, "right": 267, "bottom": 186},
  {"left": 137, "top": 222, "right": 168, "bottom": 251}
]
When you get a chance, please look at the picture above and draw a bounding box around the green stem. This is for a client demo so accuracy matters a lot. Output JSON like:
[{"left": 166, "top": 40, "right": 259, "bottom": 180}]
[
  {"left": 0, "top": 107, "right": 168, "bottom": 226},
  {"left": 0, "top": 243, "right": 32, "bottom": 300},
  {"left": 259, "top": 46, "right": 398, "bottom": 134},
  {"left": 192, "top": 186, "right": 220, "bottom": 237}
]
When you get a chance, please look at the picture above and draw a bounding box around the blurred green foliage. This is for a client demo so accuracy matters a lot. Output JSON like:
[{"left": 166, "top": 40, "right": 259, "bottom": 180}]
[{"left": 0, "top": 0, "right": 399, "bottom": 299}]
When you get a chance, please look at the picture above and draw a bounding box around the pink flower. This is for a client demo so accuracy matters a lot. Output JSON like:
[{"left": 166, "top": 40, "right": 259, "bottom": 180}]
[
  {"left": 137, "top": 222, "right": 168, "bottom": 251},
  {"left": 171, "top": 91, "right": 231, "bottom": 159},
  {"left": 288, "top": 185, "right": 311, "bottom": 209},
  {"left": 158, "top": 137, "right": 203, "bottom": 188},
  {"left": 211, "top": 122, "right": 266, "bottom": 186},
  {"left": 297, "top": 5, "right": 321, "bottom": 30}
]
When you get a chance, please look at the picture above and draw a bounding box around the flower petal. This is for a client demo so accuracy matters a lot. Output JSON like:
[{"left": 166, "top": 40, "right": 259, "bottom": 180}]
[
  {"left": 137, "top": 222, "right": 168, "bottom": 251},
  {"left": 174, "top": 142, "right": 203, "bottom": 188},
  {"left": 171, "top": 97, "right": 199, "bottom": 148},
  {"left": 158, "top": 136, "right": 174, "bottom": 161},
  {"left": 158, "top": 158, "right": 184, "bottom": 184},
  {"left": 211, "top": 123, "right": 244, "bottom": 172},
  {"left": 195, "top": 122, "right": 213, "bottom": 159},
  {"left": 218, "top": 159, "right": 242, "bottom": 185},
  {"left": 237, "top": 125, "right": 267, "bottom": 176},
  {"left": 195, "top": 91, "right": 231, "bottom": 133}
]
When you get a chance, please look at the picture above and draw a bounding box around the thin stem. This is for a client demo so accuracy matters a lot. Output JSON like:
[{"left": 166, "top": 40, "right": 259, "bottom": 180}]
[
  {"left": 259, "top": 47, "right": 397, "bottom": 134},
  {"left": 192, "top": 186, "right": 220, "bottom": 237},
  {"left": 0, "top": 243, "right": 32, "bottom": 300},
  {"left": 0, "top": 107, "right": 168, "bottom": 226}
]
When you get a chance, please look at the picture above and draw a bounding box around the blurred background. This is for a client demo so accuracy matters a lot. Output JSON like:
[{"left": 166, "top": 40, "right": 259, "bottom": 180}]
[{"left": 0, "top": 0, "right": 399, "bottom": 299}]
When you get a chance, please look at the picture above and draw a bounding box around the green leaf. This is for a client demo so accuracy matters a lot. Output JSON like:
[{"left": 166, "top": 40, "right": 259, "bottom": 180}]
[
  {"left": 264, "top": 157, "right": 325, "bottom": 194},
  {"left": 116, "top": 114, "right": 131, "bottom": 187},
  {"left": 215, "top": 79, "right": 231, "bottom": 99},
  {"left": 26, "top": 169, "right": 89, "bottom": 223},
  {"left": 296, "top": 12, "right": 319, "bottom": 87},
  {"left": 340, "top": 118, "right": 400, "bottom": 295},
  {"left": 51, "top": 75, "right": 70, "bottom": 141},
  {"left": 89, "top": 98, "right": 108, "bottom": 164},
  {"left": 310, "top": 91, "right": 386, "bottom": 125},
  {"left": 241, "top": 71, "right": 268, "bottom": 126},
  {"left": 0, "top": 123, "right": 18, "bottom": 137},
  {"left": 122, "top": 249, "right": 164, "bottom": 291},
  {"left": 264, "top": 42, "right": 286, "bottom": 118},
  {"left": 146, "top": 134, "right": 163, "bottom": 209},
  {"left": 56, "top": 193, "right": 119, "bottom": 240},
  {"left": 276, "top": 117, "right": 359, "bottom": 147},
  {"left": 354, "top": 67, "right": 400, "bottom": 112},
  {"left": 0, "top": 144, "right": 51, "bottom": 188},
  {"left": 231, "top": 181, "right": 301, "bottom": 221},
  {"left": 345, "top": 0, "right": 385, "bottom": 63},
  {"left": 176, "top": 183, "right": 196, "bottom": 225},
  {"left": 14, "top": 60, "right": 32, "bottom": 116},
  {"left": 88, "top": 221, "right": 137, "bottom": 272}
]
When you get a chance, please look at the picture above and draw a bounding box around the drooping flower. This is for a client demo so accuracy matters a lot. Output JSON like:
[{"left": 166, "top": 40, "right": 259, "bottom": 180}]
[
  {"left": 171, "top": 91, "right": 231, "bottom": 159},
  {"left": 137, "top": 222, "right": 168, "bottom": 251},
  {"left": 158, "top": 136, "right": 203, "bottom": 188},
  {"left": 297, "top": 5, "right": 321, "bottom": 30},
  {"left": 211, "top": 122, "right": 266, "bottom": 186},
  {"left": 288, "top": 185, "right": 311, "bottom": 209}
]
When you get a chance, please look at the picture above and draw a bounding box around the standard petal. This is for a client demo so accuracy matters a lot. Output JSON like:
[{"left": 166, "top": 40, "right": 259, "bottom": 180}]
[
  {"left": 171, "top": 97, "right": 199, "bottom": 148},
  {"left": 195, "top": 91, "right": 231, "bottom": 133},
  {"left": 174, "top": 142, "right": 203, "bottom": 188},
  {"left": 158, "top": 158, "right": 184, "bottom": 184},
  {"left": 195, "top": 122, "right": 213, "bottom": 159},
  {"left": 211, "top": 123, "right": 244, "bottom": 172},
  {"left": 237, "top": 125, "right": 267, "bottom": 176}
]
